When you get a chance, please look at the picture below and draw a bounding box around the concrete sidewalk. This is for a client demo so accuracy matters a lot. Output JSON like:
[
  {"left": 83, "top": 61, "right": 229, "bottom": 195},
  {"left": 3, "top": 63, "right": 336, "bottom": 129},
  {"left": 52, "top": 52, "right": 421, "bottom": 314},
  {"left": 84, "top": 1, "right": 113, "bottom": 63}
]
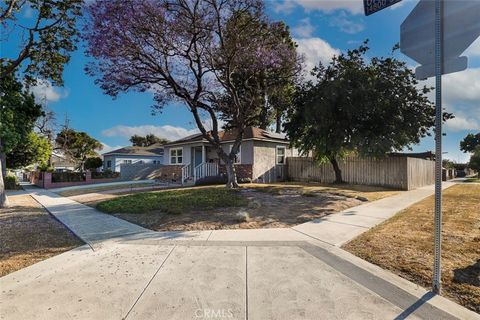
[{"left": 23, "top": 185, "right": 149, "bottom": 247}]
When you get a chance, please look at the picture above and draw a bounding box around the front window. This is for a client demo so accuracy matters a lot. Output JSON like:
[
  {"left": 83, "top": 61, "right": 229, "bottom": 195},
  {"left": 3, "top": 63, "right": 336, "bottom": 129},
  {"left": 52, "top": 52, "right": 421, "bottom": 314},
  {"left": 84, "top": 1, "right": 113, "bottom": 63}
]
[
  {"left": 107, "top": 160, "right": 112, "bottom": 168},
  {"left": 276, "top": 146, "right": 286, "bottom": 165},
  {"left": 123, "top": 160, "right": 132, "bottom": 164},
  {"left": 170, "top": 148, "right": 183, "bottom": 164}
]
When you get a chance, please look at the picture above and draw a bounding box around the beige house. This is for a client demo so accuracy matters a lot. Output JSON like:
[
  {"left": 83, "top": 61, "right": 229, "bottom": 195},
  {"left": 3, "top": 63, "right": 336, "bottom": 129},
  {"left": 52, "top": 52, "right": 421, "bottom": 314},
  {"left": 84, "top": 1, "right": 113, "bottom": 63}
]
[{"left": 160, "top": 127, "right": 299, "bottom": 183}]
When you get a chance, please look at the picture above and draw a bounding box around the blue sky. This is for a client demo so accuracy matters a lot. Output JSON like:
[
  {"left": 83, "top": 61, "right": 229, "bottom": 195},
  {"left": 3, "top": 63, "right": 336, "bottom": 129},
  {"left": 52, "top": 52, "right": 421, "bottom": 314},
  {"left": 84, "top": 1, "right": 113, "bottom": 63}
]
[{"left": 4, "top": 0, "right": 480, "bottom": 162}]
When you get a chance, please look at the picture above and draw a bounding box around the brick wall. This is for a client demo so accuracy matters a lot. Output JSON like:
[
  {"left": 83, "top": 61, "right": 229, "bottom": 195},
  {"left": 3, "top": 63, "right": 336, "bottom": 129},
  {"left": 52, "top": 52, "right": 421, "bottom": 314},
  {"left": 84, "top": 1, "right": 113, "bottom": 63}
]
[
  {"left": 30, "top": 171, "right": 120, "bottom": 189},
  {"left": 154, "top": 165, "right": 183, "bottom": 182},
  {"left": 219, "top": 164, "right": 253, "bottom": 180}
]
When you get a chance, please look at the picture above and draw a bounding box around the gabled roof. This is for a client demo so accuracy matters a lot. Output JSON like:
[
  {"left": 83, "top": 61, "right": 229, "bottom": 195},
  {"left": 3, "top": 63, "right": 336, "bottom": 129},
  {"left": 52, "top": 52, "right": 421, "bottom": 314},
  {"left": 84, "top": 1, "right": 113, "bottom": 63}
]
[
  {"left": 103, "top": 143, "right": 164, "bottom": 157},
  {"left": 163, "top": 127, "right": 288, "bottom": 147}
]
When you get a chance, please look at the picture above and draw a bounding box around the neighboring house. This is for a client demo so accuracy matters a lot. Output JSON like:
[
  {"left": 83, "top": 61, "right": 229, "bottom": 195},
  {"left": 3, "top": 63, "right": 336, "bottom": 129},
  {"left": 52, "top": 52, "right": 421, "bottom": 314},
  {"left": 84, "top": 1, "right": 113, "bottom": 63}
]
[
  {"left": 102, "top": 144, "right": 164, "bottom": 172},
  {"left": 51, "top": 152, "right": 76, "bottom": 172},
  {"left": 160, "top": 127, "right": 299, "bottom": 183}
]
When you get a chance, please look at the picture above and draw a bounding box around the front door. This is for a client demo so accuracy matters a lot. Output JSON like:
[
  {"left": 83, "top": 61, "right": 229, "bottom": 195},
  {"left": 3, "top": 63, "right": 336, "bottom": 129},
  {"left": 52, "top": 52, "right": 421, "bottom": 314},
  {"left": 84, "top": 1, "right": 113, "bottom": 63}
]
[{"left": 192, "top": 146, "right": 203, "bottom": 168}]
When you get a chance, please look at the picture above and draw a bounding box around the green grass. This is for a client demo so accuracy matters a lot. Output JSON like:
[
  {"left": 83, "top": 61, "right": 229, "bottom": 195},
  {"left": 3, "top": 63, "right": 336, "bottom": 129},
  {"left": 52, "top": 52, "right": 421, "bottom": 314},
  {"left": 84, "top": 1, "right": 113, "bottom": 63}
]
[
  {"left": 465, "top": 177, "right": 480, "bottom": 183},
  {"left": 96, "top": 187, "right": 249, "bottom": 215},
  {"left": 57, "top": 183, "right": 155, "bottom": 197}
]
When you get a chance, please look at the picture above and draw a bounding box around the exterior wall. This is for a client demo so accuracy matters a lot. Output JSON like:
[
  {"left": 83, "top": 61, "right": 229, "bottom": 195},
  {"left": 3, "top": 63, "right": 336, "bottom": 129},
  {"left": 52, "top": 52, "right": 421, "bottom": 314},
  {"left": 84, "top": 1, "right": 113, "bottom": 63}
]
[
  {"left": 252, "top": 141, "right": 294, "bottom": 182},
  {"left": 30, "top": 171, "right": 120, "bottom": 189},
  {"left": 287, "top": 157, "right": 436, "bottom": 190},
  {"left": 103, "top": 155, "right": 163, "bottom": 172}
]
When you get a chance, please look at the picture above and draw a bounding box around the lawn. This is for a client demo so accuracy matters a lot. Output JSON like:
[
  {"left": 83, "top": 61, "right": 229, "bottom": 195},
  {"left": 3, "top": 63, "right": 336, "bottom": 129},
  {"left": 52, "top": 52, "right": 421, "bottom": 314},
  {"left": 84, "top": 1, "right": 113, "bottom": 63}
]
[
  {"left": 56, "top": 182, "right": 155, "bottom": 197},
  {"left": 92, "top": 183, "right": 398, "bottom": 231},
  {"left": 0, "top": 194, "right": 83, "bottom": 277},
  {"left": 343, "top": 184, "right": 480, "bottom": 314},
  {"left": 96, "top": 187, "right": 248, "bottom": 215},
  {"left": 465, "top": 177, "right": 480, "bottom": 183}
]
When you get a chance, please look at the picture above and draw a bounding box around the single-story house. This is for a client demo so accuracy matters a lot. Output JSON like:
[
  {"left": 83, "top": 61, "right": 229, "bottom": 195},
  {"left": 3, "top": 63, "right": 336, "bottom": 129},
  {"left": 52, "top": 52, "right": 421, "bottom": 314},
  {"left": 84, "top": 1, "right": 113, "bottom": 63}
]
[
  {"left": 159, "top": 127, "right": 299, "bottom": 183},
  {"left": 51, "top": 152, "right": 77, "bottom": 172},
  {"left": 102, "top": 144, "right": 164, "bottom": 172}
]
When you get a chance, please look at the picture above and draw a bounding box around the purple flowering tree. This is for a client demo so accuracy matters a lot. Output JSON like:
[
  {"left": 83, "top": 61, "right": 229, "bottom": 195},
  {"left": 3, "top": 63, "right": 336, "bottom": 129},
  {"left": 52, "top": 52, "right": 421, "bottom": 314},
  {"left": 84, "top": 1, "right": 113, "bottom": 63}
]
[{"left": 84, "top": 0, "right": 297, "bottom": 188}]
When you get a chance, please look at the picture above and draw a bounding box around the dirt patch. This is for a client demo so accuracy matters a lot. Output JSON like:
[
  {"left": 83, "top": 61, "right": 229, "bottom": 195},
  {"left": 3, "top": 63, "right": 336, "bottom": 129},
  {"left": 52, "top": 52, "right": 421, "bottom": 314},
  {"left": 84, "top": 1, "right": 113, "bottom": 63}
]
[
  {"left": 102, "top": 188, "right": 362, "bottom": 231},
  {"left": 0, "top": 194, "right": 83, "bottom": 277},
  {"left": 343, "top": 184, "right": 480, "bottom": 314}
]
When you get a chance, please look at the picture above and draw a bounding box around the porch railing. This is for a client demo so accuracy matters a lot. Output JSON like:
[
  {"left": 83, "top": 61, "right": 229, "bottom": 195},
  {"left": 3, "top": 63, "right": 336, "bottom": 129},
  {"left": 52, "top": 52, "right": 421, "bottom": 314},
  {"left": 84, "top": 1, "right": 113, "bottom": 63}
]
[
  {"left": 181, "top": 164, "right": 191, "bottom": 185},
  {"left": 193, "top": 162, "right": 219, "bottom": 183}
]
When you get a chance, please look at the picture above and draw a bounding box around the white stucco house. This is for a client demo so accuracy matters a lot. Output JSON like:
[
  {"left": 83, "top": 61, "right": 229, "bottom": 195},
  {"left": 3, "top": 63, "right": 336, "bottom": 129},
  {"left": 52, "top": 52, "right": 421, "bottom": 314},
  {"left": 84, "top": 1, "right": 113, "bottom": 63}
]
[{"left": 102, "top": 144, "right": 164, "bottom": 172}]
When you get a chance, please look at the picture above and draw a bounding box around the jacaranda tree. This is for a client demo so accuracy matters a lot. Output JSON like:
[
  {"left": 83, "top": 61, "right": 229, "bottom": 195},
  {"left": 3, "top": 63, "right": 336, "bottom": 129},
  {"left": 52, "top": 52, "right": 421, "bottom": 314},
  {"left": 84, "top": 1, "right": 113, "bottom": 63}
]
[{"left": 83, "top": 0, "right": 299, "bottom": 188}]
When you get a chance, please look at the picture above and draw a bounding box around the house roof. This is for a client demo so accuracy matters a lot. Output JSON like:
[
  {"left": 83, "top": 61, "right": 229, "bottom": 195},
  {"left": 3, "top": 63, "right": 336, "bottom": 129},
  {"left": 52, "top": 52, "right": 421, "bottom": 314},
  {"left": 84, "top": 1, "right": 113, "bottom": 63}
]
[
  {"left": 389, "top": 151, "right": 435, "bottom": 160},
  {"left": 102, "top": 143, "right": 164, "bottom": 157},
  {"left": 163, "top": 127, "right": 288, "bottom": 147}
]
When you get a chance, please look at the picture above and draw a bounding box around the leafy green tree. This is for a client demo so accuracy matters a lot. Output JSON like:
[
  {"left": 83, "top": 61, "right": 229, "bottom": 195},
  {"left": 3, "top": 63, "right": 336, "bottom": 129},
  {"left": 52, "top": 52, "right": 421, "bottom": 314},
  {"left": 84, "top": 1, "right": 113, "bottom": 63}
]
[
  {"left": 0, "top": 0, "right": 82, "bottom": 85},
  {"left": 84, "top": 157, "right": 103, "bottom": 171},
  {"left": 130, "top": 134, "right": 169, "bottom": 147},
  {"left": 7, "top": 132, "right": 51, "bottom": 169},
  {"left": 55, "top": 129, "right": 102, "bottom": 171},
  {"left": 0, "top": 73, "right": 44, "bottom": 207},
  {"left": 460, "top": 133, "right": 480, "bottom": 153},
  {"left": 285, "top": 43, "right": 453, "bottom": 183},
  {"left": 469, "top": 147, "right": 480, "bottom": 178}
]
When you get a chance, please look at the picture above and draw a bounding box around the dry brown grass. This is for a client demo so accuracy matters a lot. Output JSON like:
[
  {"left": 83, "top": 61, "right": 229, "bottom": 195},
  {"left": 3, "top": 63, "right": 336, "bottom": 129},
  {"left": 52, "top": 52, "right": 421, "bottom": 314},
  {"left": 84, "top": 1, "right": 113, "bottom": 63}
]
[
  {"left": 343, "top": 184, "right": 480, "bottom": 314},
  {"left": 247, "top": 182, "right": 400, "bottom": 202},
  {"left": 0, "top": 194, "right": 83, "bottom": 277}
]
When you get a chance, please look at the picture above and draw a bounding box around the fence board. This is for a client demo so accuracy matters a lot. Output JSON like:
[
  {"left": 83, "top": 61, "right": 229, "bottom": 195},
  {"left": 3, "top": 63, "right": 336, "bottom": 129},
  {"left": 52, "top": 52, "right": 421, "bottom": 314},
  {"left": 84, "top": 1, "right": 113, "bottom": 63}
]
[{"left": 287, "top": 157, "right": 435, "bottom": 190}]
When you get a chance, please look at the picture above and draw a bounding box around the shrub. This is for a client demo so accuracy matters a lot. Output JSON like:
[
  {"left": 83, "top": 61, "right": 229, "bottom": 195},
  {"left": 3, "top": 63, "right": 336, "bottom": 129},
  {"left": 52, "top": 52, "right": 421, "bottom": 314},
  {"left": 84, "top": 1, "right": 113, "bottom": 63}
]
[
  {"left": 37, "top": 163, "right": 54, "bottom": 172},
  {"left": 195, "top": 174, "right": 227, "bottom": 186},
  {"left": 4, "top": 175, "right": 19, "bottom": 190},
  {"left": 85, "top": 157, "right": 103, "bottom": 171},
  {"left": 51, "top": 172, "right": 86, "bottom": 183}
]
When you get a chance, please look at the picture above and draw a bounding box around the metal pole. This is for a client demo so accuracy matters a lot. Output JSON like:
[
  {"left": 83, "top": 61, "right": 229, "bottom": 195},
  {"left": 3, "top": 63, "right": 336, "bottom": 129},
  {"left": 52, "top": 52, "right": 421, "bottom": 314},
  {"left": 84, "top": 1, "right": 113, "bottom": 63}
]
[{"left": 432, "top": 0, "right": 443, "bottom": 295}]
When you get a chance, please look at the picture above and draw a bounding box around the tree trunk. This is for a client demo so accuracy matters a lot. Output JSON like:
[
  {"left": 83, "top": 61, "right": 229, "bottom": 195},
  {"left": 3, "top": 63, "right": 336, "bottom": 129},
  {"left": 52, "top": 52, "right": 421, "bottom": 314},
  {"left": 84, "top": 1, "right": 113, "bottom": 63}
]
[
  {"left": 0, "top": 151, "right": 6, "bottom": 179},
  {"left": 329, "top": 157, "right": 343, "bottom": 184},
  {"left": 259, "top": 91, "right": 269, "bottom": 130},
  {"left": 224, "top": 158, "right": 239, "bottom": 189},
  {"left": 0, "top": 151, "right": 9, "bottom": 208},
  {"left": 275, "top": 113, "right": 282, "bottom": 133}
]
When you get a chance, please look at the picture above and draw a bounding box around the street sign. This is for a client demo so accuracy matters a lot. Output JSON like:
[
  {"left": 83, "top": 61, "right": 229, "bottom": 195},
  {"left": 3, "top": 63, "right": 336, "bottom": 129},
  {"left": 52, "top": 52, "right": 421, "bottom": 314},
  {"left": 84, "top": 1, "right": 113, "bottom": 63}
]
[
  {"left": 364, "top": 0, "right": 402, "bottom": 16},
  {"left": 401, "top": 0, "right": 480, "bottom": 79}
]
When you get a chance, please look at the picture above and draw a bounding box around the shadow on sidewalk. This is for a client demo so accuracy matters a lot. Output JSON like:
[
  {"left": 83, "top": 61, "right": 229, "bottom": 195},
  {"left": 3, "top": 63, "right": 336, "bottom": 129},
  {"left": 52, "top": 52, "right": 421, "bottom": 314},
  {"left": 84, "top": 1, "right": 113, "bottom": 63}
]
[{"left": 394, "top": 291, "right": 435, "bottom": 320}]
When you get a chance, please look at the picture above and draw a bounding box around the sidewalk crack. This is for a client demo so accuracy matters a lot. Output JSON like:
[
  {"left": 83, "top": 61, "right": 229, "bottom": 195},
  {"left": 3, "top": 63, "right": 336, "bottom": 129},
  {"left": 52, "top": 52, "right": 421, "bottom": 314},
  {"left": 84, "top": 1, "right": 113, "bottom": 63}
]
[{"left": 123, "top": 245, "right": 176, "bottom": 319}]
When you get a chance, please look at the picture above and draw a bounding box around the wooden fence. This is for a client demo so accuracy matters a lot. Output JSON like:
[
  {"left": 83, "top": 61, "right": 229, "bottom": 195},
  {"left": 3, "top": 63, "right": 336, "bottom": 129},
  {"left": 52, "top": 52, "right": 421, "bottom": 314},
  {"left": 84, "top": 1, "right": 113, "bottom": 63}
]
[{"left": 287, "top": 157, "right": 435, "bottom": 190}]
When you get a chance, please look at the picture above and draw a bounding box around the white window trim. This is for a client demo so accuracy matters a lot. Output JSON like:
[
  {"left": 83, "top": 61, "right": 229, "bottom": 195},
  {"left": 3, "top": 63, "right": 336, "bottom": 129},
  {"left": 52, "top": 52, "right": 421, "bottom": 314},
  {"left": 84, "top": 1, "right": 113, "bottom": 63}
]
[
  {"left": 230, "top": 144, "right": 241, "bottom": 164},
  {"left": 276, "top": 145, "right": 286, "bottom": 165},
  {"left": 170, "top": 147, "right": 183, "bottom": 165}
]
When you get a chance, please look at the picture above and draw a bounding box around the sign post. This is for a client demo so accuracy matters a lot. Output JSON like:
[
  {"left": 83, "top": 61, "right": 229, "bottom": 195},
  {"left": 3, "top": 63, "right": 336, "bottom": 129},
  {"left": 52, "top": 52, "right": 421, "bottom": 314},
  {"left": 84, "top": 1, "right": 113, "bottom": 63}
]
[
  {"left": 363, "top": 0, "right": 403, "bottom": 16},
  {"left": 432, "top": 0, "right": 443, "bottom": 295}
]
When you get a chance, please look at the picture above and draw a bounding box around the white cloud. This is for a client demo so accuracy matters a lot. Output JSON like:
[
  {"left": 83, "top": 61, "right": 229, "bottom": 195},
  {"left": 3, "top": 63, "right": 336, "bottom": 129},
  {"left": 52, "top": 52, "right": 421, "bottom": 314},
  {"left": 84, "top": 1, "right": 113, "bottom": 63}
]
[
  {"left": 445, "top": 115, "right": 480, "bottom": 132},
  {"left": 419, "top": 68, "right": 480, "bottom": 132},
  {"left": 29, "top": 79, "right": 69, "bottom": 103},
  {"left": 330, "top": 12, "right": 364, "bottom": 34},
  {"left": 295, "top": 37, "right": 340, "bottom": 79},
  {"left": 101, "top": 124, "right": 199, "bottom": 141},
  {"left": 293, "top": 18, "right": 315, "bottom": 38},
  {"left": 273, "top": 0, "right": 363, "bottom": 15}
]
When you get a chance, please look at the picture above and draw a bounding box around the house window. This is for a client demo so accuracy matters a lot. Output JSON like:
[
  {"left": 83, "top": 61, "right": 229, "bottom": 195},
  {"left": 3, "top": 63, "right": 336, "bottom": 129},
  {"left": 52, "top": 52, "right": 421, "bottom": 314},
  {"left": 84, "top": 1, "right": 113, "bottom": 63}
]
[
  {"left": 123, "top": 160, "right": 132, "bottom": 164},
  {"left": 107, "top": 160, "right": 112, "bottom": 168},
  {"left": 276, "top": 146, "right": 286, "bottom": 165},
  {"left": 170, "top": 148, "right": 183, "bottom": 164},
  {"left": 230, "top": 145, "right": 241, "bottom": 164}
]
